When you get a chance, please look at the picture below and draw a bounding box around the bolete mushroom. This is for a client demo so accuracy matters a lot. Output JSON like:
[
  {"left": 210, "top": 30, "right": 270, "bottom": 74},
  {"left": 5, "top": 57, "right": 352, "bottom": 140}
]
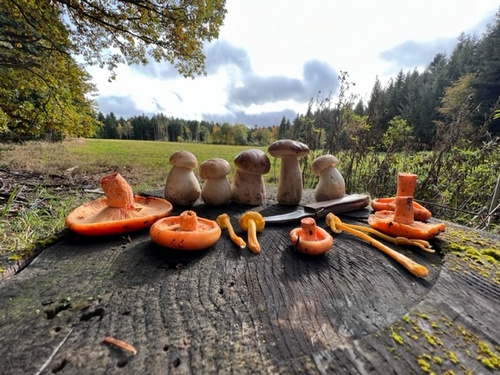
[
  {"left": 311, "top": 154, "right": 346, "bottom": 201},
  {"left": 164, "top": 150, "right": 201, "bottom": 206},
  {"left": 216, "top": 213, "right": 246, "bottom": 249},
  {"left": 65, "top": 172, "right": 173, "bottom": 236},
  {"left": 289, "top": 217, "right": 333, "bottom": 255},
  {"left": 150, "top": 210, "right": 221, "bottom": 250},
  {"left": 231, "top": 149, "right": 271, "bottom": 205},
  {"left": 371, "top": 172, "right": 432, "bottom": 221},
  {"left": 238, "top": 211, "right": 265, "bottom": 253},
  {"left": 368, "top": 196, "right": 446, "bottom": 240},
  {"left": 199, "top": 158, "right": 232, "bottom": 205},
  {"left": 267, "top": 139, "right": 310, "bottom": 205}
]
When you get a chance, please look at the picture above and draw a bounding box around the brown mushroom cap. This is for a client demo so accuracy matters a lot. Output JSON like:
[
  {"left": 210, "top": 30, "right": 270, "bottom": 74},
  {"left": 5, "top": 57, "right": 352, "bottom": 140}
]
[
  {"left": 267, "top": 139, "right": 309, "bottom": 158},
  {"left": 169, "top": 150, "right": 198, "bottom": 169},
  {"left": 234, "top": 149, "right": 271, "bottom": 175},
  {"left": 199, "top": 158, "right": 231, "bottom": 180},
  {"left": 311, "top": 154, "right": 339, "bottom": 175}
]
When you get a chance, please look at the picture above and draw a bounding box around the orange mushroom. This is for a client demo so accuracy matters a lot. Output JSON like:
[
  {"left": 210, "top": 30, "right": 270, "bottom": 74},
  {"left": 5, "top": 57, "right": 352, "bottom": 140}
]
[
  {"left": 150, "top": 210, "right": 221, "bottom": 250},
  {"left": 65, "top": 173, "right": 173, "bottom": 236},
  {"left": 326, "top": 213, "right": 429, "bottom": 278},
  {"left": 289, "top": 217, "right": 333, "bottom": 255},
  {"left": 368, "top": 196, "right": 446, "bottom": 240},
  {"left": 371, "top": 172, "right": 432, "bottom": 221}
]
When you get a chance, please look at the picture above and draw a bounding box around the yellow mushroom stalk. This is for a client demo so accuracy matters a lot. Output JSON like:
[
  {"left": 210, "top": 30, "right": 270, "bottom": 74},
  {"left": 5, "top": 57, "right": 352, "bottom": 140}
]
[
  {"left": 325, "top": 213, "right": 429, "bottom": 278},
  {"left": 238, "top": 211, "right": 265, "bottom": 253},
  {"left": 216, "top": 214, "right": 246, "bottom": 249}
]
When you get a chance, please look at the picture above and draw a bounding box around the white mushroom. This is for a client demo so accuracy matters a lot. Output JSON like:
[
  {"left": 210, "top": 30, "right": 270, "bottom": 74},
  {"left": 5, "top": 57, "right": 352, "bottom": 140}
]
[
  {"left": 199, "top": 158, "right": 232, "bottom": 206},
  {"left": 164, "top": 150, "right": 201, "bottom": 206},
  {"left": 311, "top": 154, "right": 345, "bottom": 201},
  {"left": 230, "top": 149, "right": 270, "bottom": 205},
  {"left": 267, "top": 139, "right": 310, "bottom": 205}
]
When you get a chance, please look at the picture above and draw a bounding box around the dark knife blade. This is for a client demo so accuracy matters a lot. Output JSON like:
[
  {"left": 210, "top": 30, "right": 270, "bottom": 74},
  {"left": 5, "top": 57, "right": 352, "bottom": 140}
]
[{"left": 263, "top": 194, "right": 370, "bottom": 224}]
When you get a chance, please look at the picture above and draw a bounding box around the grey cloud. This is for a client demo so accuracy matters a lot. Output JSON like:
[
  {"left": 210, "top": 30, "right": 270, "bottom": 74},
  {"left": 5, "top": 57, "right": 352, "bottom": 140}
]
[
  {"left": 204, "top": 40, "right": 252, "bottom": 73},
  {"left": 129, "top": 40, "right": 251, "bottom": 79},
  {"left": 97, "top": 95, "right": 153, "bottom": 118},
  {"left": 202, "top": 108, "right": 298, "bottom": 127},
  {"left": 227, "top": 60, "right": 338, "bottom": 107},
  {"left": 380, "top": 10, "right": 498, "bottom": 71},
  {"left": 380, "top": 38, "right": 455, "bottom": 69}
]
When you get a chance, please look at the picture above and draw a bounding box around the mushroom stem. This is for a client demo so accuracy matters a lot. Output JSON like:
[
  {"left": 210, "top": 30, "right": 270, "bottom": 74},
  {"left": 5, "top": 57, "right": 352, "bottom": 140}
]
[
  {"left": 325, "top": 213, "right": 429, "bottom": 278},
  {"left": 216, "top": 214, "right": 246, "bottom": 249},
  {"left": 299, "top": 217, "right": 318, "bottom": 241},
  {"left": 393, "top": 196, "right": 415, "bottom": 225},
  {"left": 246, "top": 219, "right": 260, "bottom": 253},
  {"left": 396, "top": 172, "right": 417, "bottom": 196},
  {"left": 179, "top": 210, "right": 198, "bottom": 231},
  {"left": 100, "top": 173, "right": 135, "bottom": 208}
]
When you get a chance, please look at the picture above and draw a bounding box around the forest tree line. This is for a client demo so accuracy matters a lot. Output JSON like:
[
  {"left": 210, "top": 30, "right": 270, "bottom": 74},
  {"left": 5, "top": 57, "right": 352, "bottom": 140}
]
[{"left": 95, "top": 10, "right": 500, "bottom": 154}]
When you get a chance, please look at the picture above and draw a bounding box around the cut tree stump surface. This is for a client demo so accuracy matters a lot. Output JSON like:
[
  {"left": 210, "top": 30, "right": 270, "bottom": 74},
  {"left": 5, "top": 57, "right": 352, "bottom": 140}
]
[{"left": 0, "top": 189, "right": 498, "bottom": 374}]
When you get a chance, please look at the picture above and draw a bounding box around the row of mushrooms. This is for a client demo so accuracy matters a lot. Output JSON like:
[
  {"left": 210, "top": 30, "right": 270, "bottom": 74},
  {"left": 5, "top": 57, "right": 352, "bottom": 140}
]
[{"left": 165, "top": 139, "right": 345, "bottom": 208}]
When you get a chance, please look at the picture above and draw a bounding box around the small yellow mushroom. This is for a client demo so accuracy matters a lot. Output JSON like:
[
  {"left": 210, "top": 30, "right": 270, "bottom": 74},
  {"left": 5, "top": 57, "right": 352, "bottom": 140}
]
[
  {"left": 216, "top": 213, "right": 246, "bottom": 249},
  {"left": 238, "top": 211, "right": 265, "bottom": 253}
]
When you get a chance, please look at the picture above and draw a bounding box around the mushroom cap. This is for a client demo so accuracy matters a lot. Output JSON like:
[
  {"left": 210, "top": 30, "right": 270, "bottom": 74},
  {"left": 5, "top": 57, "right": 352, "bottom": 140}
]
[
  {"left": 199, "top": 158, "right": 231, "bottom": 180},
  {"left": 65, "top": 196, "right": 173, "bottom": 236},
  {"left": 149, "top": 211, "right": 221, "bottom": 250},
  {"left": 267, "top": 139, "right": 310, "bottom": 158},
  {"left": 311, "top": 154, "right": 339, "bottom": 176},
  {"left": 289, "top": 218, "right": 334, "bottom": 255},
  {"left": 371, "top": 197, "right": 432, "bottom": 221},
  {"left": 367, "top": 210, "right": 446, "bottom": 240},
  {"left": 169, "top": 150, "right": 198, "bottom": 169},
  {"left": 238, "top": 211, "right": 265, "bottom": 232},
  {"left": 233, "top": 149, "right": 270, "bottom": 175}
]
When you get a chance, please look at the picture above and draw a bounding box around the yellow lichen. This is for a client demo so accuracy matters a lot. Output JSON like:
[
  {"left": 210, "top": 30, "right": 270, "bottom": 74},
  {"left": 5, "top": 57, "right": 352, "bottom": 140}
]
[{"left": 391, "top": 328, "right": 404, "bottom": 345}]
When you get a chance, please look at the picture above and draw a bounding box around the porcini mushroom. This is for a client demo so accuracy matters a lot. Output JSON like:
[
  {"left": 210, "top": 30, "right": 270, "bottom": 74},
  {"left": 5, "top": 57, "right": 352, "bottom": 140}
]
[
  {"left": 326, "top": 213, "right": 429, "bottom": 278},
  {"left": 368, "top": 196, "right": 446, "bottom": 240},
  {"left": 65, "top": 172, "right": 173, "bottom": 236},
  {"left": 238, "top": 211, "right": 265, "bottom": 253},
  {"left": 199, "top": 158, "right": 232, "bottom": 205},
  {"left": 216, "top": 213, "right": 246, "bottom": 249},
  {"left": 311, "top": 154, "right": 346, "bottom": 201},
  {"left": 164, "top": 150, "right": 201, "bottom": 206},
  {"left": 267, "top": 139, "right": 310, "bottom": 205},
  {"left": 371, "top": 172, "right": 432, "bottom": 221},
  {"left": 150, "top": 210, "right": 221, "bottom": 250},
  {"left": 231, "top": 149, "right": 271, "bottom": 205},
  {"left": 289, "top": 217, "right": 333, "bottom": 255}
]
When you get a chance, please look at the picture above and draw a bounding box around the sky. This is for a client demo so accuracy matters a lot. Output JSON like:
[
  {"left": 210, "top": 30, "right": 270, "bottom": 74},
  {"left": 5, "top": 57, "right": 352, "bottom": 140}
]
[{"left": 86, "top": 0, "right": 500, "bottom": 127}]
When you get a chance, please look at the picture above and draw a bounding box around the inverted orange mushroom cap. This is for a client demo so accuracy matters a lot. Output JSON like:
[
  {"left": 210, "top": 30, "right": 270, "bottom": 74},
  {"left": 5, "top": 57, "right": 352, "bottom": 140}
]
[
  {"left": 65, "top": 172, "right": 173, "bottom": 236},
  {"left": 150, "top": 210, "right": 221, "bottom": 250},
  {"left": 368, "top": 196, "right": 445, "bottom": 240},
  {"left": 289, "top": 217, "right": 334, "bottom": 255}
]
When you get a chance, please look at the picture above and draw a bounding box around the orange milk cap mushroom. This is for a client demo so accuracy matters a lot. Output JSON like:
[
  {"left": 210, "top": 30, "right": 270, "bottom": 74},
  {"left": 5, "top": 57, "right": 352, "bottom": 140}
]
[
  {"left": 289, "top": 217, "right": 333, "bottom": 255},
  {"left": 150, "top": 210, "right": 221, "bottom": 250},
  {"left": 371, "top": 172, "right": 432, "bottom": 221},
  {"left": 368, "top": 196, "right": 445, "bottom": 240},
  {"left": 65, "top": 172, "right": 173, "bottom": 236}
]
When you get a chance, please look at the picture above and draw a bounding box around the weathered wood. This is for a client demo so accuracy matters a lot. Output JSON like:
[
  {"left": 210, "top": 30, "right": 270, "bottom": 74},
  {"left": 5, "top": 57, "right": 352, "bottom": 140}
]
[{"left": 0, "top": 190, "right": 498, "bottom": 374}]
